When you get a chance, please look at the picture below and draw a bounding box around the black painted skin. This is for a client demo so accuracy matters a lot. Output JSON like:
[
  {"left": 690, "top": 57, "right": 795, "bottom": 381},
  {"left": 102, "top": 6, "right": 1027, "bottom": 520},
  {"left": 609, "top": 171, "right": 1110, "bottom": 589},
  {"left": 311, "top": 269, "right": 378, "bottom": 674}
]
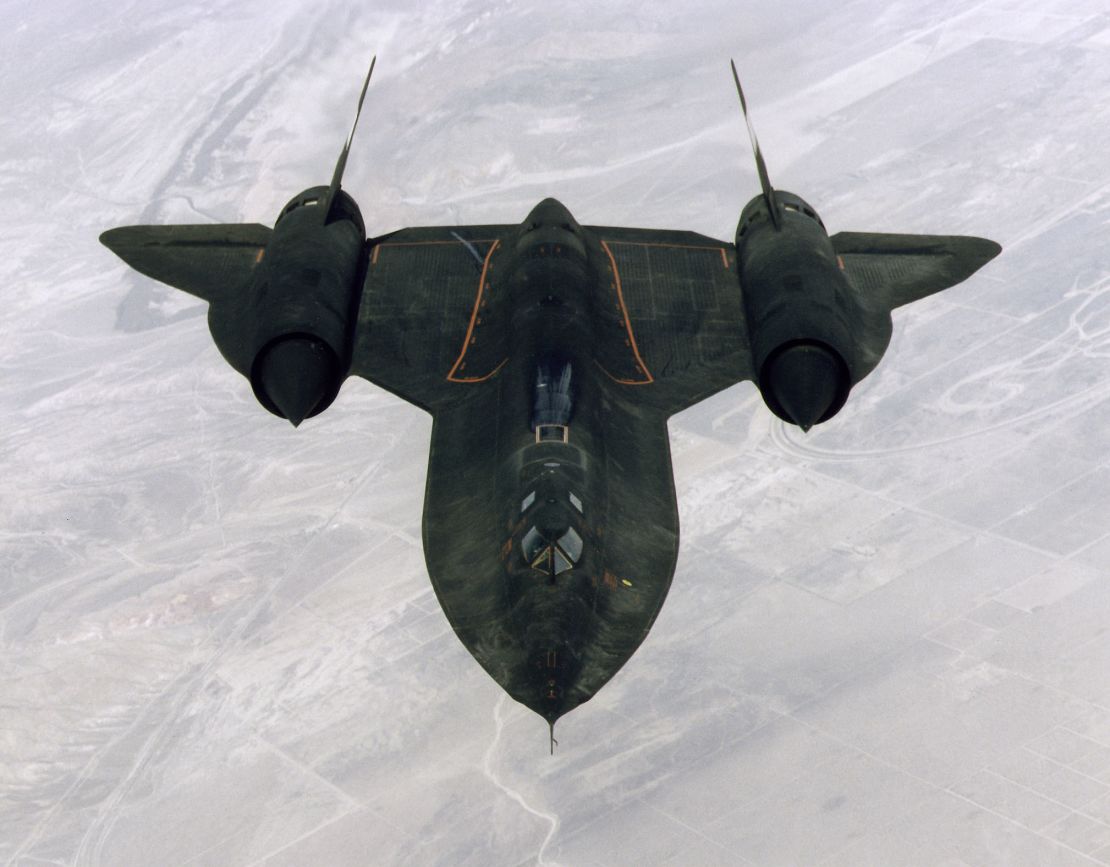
[
  {"left": 420, "top": 199, "right": 691, "bottom": 723},
  {"left": 100, "top": 80, "right": 1001, "bottom": 728}
]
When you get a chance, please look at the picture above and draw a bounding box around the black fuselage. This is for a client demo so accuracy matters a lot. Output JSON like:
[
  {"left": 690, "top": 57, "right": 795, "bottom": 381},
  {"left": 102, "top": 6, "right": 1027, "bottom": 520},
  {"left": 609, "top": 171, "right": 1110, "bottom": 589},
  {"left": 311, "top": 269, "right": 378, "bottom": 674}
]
[{"left": 422, "top": 199, "right": 680, "bottom": 723}]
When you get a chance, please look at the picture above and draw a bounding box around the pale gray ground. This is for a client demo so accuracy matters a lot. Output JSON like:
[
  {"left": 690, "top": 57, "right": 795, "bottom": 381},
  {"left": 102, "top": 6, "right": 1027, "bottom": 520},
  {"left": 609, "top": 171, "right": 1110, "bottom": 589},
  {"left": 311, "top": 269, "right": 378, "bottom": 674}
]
[{"left": 4, "top": 0, "right": 1110, "bottom": 864}]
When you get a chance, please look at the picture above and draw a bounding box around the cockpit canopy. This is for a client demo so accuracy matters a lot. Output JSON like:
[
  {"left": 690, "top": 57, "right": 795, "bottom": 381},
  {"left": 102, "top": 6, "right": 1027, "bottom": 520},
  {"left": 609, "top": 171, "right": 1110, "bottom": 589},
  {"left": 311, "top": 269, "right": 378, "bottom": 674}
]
[{"left": 522, "top": 526, "right": 583, "bottom": 576}]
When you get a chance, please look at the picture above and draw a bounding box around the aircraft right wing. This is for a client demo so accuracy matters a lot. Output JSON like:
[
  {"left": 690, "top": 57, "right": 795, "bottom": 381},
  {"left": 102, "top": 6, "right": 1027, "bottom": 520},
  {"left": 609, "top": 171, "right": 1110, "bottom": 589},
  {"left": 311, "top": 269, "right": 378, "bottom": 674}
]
[
  {"left": 350, "top": 225, "right": 517, "bottom": 412},
  {"left": 831, "top": 231, "right": 1001, "bottom": 311}
]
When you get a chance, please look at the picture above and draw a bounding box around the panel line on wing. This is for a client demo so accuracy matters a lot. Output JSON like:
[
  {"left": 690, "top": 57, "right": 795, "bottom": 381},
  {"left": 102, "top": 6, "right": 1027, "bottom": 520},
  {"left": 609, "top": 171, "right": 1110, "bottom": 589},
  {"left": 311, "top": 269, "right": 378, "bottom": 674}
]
[
  {"left": 448, "top": 239, "right": 505, "bottom": 382},
  {"left": 602, "top": 240, "right": 731, "bottom": 270}
]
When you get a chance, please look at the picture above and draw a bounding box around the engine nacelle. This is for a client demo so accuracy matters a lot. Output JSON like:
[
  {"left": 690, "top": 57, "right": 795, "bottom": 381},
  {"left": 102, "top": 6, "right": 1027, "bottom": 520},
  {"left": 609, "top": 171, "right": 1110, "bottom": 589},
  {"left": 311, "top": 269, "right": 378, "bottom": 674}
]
[
  {"left": 246, "top": 186, "right": 365, "bottom": 425},
  {"left": 736, "top": 191, "right": 859, "bottom": 430}
]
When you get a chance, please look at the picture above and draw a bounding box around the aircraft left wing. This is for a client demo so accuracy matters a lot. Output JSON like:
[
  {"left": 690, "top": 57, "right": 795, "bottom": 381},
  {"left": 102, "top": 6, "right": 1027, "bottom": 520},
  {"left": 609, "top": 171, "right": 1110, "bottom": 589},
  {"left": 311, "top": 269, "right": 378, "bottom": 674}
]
[
  {"left": 583, "top": 225, "right": 753, "bottom": 414},
  {"left": 99, "top": 224, "right": 272, "bottom": 305},
  {"left": 350, "top": 225, "right": 754, "bottom": 416},
  {"left": 831, "top": 231, "right": 1001, "bottom": 311}
]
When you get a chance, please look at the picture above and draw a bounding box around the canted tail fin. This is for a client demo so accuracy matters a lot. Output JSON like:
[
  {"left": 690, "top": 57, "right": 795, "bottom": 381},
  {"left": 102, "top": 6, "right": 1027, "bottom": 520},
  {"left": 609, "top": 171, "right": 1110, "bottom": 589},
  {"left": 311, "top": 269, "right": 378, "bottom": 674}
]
[
  {"left": 730, "top": 60, "right": 780, "bottom": 229},
  {"left": 324, "top": 56, "right": 376, "bottom": 224}
]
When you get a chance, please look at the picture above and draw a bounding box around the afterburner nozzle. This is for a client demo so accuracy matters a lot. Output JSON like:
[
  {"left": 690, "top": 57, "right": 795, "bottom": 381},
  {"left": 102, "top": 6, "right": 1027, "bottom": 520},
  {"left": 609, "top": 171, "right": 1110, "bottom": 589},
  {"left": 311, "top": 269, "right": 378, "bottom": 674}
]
[
  {"left": 254, "top": 336, "right": 337, "bottom": 426},
  {"left": 760, "top": 342, "right": 848, "bottom": 431}
]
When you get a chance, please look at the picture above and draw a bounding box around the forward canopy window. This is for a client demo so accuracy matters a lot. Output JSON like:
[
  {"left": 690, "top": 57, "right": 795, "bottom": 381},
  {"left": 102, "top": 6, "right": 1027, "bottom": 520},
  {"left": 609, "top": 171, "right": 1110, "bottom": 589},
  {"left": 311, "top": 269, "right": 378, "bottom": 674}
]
[{"left": 521, "top": 525, "right": 583, "bottom": 576}]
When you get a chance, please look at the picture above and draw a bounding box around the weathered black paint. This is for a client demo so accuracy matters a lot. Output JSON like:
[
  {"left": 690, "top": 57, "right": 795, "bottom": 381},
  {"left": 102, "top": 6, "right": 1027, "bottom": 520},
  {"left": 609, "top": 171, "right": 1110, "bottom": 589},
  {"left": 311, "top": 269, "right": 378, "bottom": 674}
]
[{"left": 99, "top": 73, "right": 1001, "bottom": 727}]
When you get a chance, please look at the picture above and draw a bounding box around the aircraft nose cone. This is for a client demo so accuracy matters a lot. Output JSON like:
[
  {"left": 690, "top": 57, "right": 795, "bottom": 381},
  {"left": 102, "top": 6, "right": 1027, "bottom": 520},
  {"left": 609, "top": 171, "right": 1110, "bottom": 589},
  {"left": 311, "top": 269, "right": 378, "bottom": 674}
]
[
  {"left": 537, "top": 672, "right": 575, "bottom": 728},
  {"left": 761, "top": 342, "right": 847, "bottom": 432},
  {"left": 512, "top": 642, "right": 580, "bottom": 726},
  {"left": 255, "top": 336, "right": 337, "bottom": 427}
]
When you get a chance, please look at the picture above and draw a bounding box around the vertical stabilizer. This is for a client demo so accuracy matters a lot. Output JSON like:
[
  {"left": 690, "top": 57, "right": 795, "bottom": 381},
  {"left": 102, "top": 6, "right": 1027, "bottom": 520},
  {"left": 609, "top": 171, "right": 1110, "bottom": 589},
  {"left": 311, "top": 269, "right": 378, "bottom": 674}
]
[
  {"left": 324, "top": 56, "right": 376, "bottom": 223},
  {"left": 730, "top": 60, "right": 780, "bottom": 229}
]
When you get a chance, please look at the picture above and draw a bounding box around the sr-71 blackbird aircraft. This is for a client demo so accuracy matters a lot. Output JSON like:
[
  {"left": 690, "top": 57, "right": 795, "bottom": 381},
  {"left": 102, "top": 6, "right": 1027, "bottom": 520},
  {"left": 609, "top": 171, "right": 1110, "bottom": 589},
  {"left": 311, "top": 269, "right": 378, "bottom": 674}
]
[{"left": 101, "top": 59, "right": 1000, "bottom": 744}]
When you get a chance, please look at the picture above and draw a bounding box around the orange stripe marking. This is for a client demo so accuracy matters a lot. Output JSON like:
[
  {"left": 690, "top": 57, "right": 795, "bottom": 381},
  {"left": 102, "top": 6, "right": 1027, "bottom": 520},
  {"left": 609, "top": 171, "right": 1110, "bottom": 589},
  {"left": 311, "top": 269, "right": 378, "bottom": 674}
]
[
  {"left": 447, "top": 240, "right": 502, "bottom": 382},
  {"left": 602, "top": 239, "right": 731, "bottom": 270},
  {"left": 379, "top": 239, "right": 497, "bottom": 247},
  {"left": 452, "top": 357, "right": 508, "bottom": 383},
  {"left": 595, "top": 361, "right": 654, "bottom": 386},
  {"left": 600, "top": 240, "right": 653, "bottom": 385},
  {"left": 370, "top": 238, "right": 498, "bottom": 266}
]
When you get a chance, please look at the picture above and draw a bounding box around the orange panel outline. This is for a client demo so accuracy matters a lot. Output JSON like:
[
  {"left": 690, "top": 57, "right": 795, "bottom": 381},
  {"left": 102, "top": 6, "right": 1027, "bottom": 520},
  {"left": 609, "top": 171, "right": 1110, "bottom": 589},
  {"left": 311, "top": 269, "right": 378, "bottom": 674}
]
[
  {"left": 595, "top": 360, "right": 654, "bottom": 386},
  {"left": 451, "top": 357, "right": 508, "bottom": 384},
  {"left": 447, "top": 239, "right": 504, "bottom": 382},
  {"left": 602, "top": 239, "right": 731, "bottom": 270},
  {"left": 369, "top": 238, "right": 498, "bottom": 267},
  {"left": 599, "top": 240, "right": 654, "bottom": 385}
]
